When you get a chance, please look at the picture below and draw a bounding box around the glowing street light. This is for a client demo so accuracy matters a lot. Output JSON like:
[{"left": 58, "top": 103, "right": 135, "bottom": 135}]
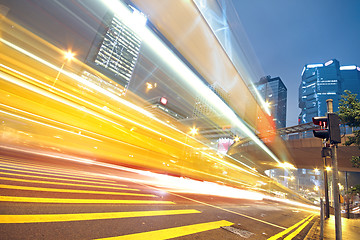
[
  {"left": 264, "top": 101, "right": 271, "bottom": 108},
  {"left": 326, "top": 166, "right": 332, "bottom": 171},
  {"left": 189, "top": 127, "right": 198, "bottom": 136},
  {"left": 314, "top": 185, "right": 319, "bottom": 191},
  {"left": 278, "top": 162, "right": 296, "bottom": 170},
  {"left": 52, "top": 50, "right": 75, "bottom": 87}
]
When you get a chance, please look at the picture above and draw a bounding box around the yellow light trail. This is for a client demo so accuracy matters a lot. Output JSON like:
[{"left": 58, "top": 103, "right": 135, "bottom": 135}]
[
  {"left": 0, "top": 209, "right": 200, "bottom": 224},
  {"left": 0, "top": 38, "right": 267, "bottom": 173},
  {"left": 1, "top": 64, "right": 257, "bottom": 177},
  {"left": 0, "top": 18, "right": 299, "bottom": 201}
]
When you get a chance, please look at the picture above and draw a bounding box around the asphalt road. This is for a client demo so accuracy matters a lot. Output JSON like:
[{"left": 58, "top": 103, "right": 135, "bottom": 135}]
[{"left": 0, "top": 149, "right": 318, "bottom": 240}]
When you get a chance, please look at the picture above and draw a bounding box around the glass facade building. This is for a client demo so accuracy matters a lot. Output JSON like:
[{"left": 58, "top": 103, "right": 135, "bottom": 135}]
[
  {"left": 255, "top": 76, "right": 287, "bottom": 128},
  {"left": 298, "top": 59, "right": 360, "bottom": 124},
  {"left": 86, "top": 11, "right": 143, "bottom": 92}
]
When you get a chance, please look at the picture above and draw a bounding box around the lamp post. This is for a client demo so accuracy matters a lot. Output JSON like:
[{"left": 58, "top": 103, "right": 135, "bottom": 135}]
[{"left": 52, "top": 50, "right": 74, "bottom": 87}]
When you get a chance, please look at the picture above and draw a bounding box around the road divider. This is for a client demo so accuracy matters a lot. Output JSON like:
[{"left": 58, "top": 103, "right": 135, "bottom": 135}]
[{"left": 267, "top": 214, "right": 315, "bottom": 240}]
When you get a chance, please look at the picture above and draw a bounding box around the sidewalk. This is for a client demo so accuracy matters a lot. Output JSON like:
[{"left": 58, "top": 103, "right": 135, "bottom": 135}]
[{"left": 306, "top": 215, "right": 360, "bottom": 239}]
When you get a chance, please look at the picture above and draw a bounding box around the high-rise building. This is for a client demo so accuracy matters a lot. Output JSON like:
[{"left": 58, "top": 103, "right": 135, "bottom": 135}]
[
  {"left": 86, "top": 10, "right": 144, "bottom": 91},
  {"left": 298, "top": 59, "right": 360, "bottom": 124},
  {"left": 255, "top": 76, "right": 287, "bottom": 128}
]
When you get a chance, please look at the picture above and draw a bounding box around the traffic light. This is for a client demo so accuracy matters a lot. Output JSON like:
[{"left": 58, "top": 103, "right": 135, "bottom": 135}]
[
  {"left": 160, "top": 97, "right": 168, "bottom": 105},
  {"left": 327, "top": 113, "right": 341, "bottom": 144},
  {"left": 312, "top": 114, "right": 341, "bottom": 144},
  {"left": 312, "top": 116, "right": 329, "bottom": 140}
]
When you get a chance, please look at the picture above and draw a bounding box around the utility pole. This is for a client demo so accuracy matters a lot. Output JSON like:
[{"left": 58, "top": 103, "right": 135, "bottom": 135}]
[{"left": 327, "top": 99, "right": 342, "bottom": 240}]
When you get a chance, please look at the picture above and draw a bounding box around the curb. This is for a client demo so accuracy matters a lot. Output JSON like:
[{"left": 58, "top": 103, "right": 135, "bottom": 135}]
[{"left": 304, "top": 216, "right": 320, "bottom": 240}]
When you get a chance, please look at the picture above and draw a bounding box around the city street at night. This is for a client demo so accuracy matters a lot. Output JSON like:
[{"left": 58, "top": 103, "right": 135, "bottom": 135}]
[
  {"left": 1, "top": 0, "right": 359, "bottom": 239},
  {"left": 0, "top": 148, "right": 317, "bottom": 239}
]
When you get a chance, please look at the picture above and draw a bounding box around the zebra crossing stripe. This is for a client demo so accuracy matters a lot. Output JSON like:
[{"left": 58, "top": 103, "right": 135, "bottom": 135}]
[
  {"left": 0, "top": 196, "right": 175, "bottom": 204},
  {"left": 0, "top": 184, "right": 157, "bottom": 197},
  {"left": 0, "top": 169, "right": 126, "bottom": 187},
  {"left": 95, "top": 220, "right": 233, "bottom": 240},
  {"left": 0, "top": 161, "right": 115, "bottom": 183},
  {"left": 0, "top": 176, "right": 139, "bottom": 191},
  {"left": 0, "top": 209, "right": 199, "bottom": 223}
]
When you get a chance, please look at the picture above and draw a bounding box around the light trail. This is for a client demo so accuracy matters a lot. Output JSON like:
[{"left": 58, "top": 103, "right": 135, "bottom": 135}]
[
  {"left": 0, "top": 57, "right": 260, "bottom": 175},
  {"left": 0, "top": 15, "right": 303, "bottom": 203}
]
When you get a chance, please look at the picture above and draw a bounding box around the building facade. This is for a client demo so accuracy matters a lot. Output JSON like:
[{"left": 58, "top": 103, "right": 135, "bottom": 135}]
[
  {"left": 298, "top": 59, "right": 360, "bottom": 124},
  {"left": 255, "top": 76, "right": 287, "bottom": 128}
]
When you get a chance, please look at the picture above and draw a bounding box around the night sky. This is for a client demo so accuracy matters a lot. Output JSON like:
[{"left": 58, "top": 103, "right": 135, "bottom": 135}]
[{"left": 231, "top": 0, "right": 360, "bottom": 126}]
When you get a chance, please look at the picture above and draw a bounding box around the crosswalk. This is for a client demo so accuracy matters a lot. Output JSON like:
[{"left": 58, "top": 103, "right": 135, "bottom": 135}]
[{"left": 0, "top": 156, "right": 234, "bottom": 239}]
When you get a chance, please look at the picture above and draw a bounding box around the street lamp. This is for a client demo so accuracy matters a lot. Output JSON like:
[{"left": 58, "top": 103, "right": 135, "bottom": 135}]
[
  {"left": 52, "top": 50, "right": 75, "bottom": 87},
  {"left": 189, "top": 127, "right": 198, "bottom": 136}
]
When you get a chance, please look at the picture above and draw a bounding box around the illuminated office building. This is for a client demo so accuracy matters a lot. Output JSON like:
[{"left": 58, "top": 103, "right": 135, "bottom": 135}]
[
  {"left": 255, "top": 76, "right": 287, "bottom": 128},
  {"left": 86, "top": 10, "right": 143, "bottom": 90},
  {"left": 298, "top": 59, "right": 360, "bottom": 124}
]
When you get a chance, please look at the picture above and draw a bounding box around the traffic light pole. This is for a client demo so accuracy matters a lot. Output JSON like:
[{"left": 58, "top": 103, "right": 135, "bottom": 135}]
[
  {"left": 327, "top": 99, "right": 342, "bottom": 240},
  {"left": 323, "top": 161, "right": 330, "bottom": 218},
  {"left": 332, "top": 144, "right": 342, "bottom": 239}
]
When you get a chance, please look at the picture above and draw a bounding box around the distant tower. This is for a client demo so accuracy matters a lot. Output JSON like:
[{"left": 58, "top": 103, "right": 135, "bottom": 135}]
[
  {"left": 255, "top": 76, "right": 287, "bottom": 128},
  {"left": 298, "top": 59, "right": 360, "bottom": 124}
]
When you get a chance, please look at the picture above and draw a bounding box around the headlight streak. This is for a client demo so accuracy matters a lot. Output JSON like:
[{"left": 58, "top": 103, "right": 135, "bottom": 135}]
[
  {"left": 100, "top": 0, "right": 282, "bottom": 165},
  {"left": 0, "top": 38, "right": 262, "bottom": 175}
]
